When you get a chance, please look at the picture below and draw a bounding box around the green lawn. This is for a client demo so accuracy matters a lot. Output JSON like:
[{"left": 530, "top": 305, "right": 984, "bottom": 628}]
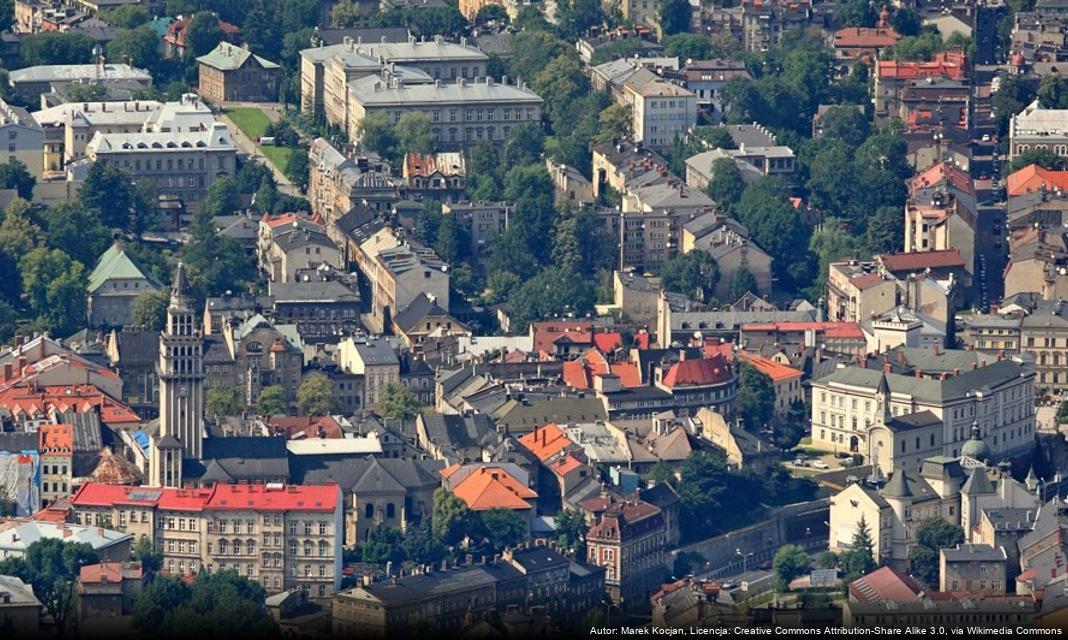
[
  {"left": 260, "top": 145, "right": 294, "bottom": 172},
  {"left": 224, "top": 107, "right": 271, "bottom": 140}
]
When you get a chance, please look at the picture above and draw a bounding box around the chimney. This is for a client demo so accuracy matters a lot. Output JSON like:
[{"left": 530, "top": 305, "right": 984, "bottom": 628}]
[{"left": 914, "top": 368, "right": 923, "bottom": 379}]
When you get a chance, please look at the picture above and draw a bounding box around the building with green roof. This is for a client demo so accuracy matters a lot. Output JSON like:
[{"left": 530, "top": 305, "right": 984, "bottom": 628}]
[
  {"left": 197, "top": 41, "right": 280, "bottom": 104},
  {"left": 87, "top": 242, "right": 161, "bottom": 328}
]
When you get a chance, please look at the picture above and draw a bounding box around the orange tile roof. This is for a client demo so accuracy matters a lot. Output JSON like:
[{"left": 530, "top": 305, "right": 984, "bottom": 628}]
[
  {"left": 549, "top": 454, "right": 584, "bottom": 476},
  {"left": 562, "top": 349, "right": 643, "bottom": 390},
  {"left": 876, "top": 50, "right": 967, "bottom": 81},
  {"left": 1006, "top": 164, "right": 1068, "bottom": 197},
  {"left": 593, "top": 332, "right": 623, "bottom": 352},
  {"left": 451, "top": 467, "right": 536, "bottom": 511},
  {"left": 660, "top": 354, "right": 734, "bottom": 389},
  {"left": 517, "top": 423, "right": 573, "bottom": 462},
  {"left": 0, "top": 384, "right": 140, "bottom": 426},
  {"left": 265, "top": 415, "right": 343, "bottom": 439},
  {"left": 911, "top": 161, "right": 974, "bottom": 195},
  {"left": 609, "top": 362, "right": 641, "bottom": 387},
  {"left": 80, "top": 562, "right": 143, "bottom": 584},
  {"left": 738, "top": 351, "right": 803, "bottom": 382},
  {"left": 38, "top": 423, "right": 73, "bottom": 454},
  {"left": 833, "top": 27, "right": 900, "bottom": 49}
]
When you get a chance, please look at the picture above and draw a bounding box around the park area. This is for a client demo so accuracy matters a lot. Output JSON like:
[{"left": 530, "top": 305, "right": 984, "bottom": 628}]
[{"left": 222, "top": 106, "right": 297, "bottom": 174}]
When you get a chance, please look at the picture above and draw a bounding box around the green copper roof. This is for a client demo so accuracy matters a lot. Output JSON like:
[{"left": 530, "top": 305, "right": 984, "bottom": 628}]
[
  {"left": 87, "top": 243, "right": 159, "bottom": 294},
  {"left": 197, "top": 41, "right": 279, "bottom": 71}
]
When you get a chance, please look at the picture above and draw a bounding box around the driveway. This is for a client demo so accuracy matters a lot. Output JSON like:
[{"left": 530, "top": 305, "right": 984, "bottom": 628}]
[{"left": 218, "top": 111, "right": 302, "bottom": 199}]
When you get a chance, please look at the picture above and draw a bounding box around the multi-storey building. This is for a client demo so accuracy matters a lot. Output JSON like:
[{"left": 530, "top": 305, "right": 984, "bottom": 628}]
[
  {"left": 196, "top": 42, "right": 280, "bottom": 104},
  {"left": 337, "top": 337, "right": 398, "bottom": 411},
  {"left": 85, "top": 122, "right": 237, "bottom": 205},
  {"left": 625, "top": 79, "right": 696, "bottom": 149},
  {"left": 741, "top": 0, "right": 813, "bottom": 53},
  {"left": 8, "top": 63, "right": 152, "bottom": 100},
  {"left": 86, "top": 242, "right": 161, "bottom": 328},
  {"left": 69, "top": 482, "right": 343, "bottom": 599},
  {"left": 299, "top": 35, "right": 488, "bottom": 119},
  {"left": 38, "top": 422, "right": 73, "bottom": 505},
  {"left": 585, "top": 495, "right": 667, "bottom": 605},
  {"left": 809, "top": 347, "right": 1035, "bottom": 461},
  {"left": 1010, "top": 99, "right": 1068, "bottom": 162},
  {"left": 440, "top": 202, "right": 510, "bottom": 255},
  {"left": 873, "top": 51, "right": 968, "bottom": 124},
  {"left": 0, "top": 98, "right": 44, "bottom": 177},
  {"left": 347, "top": 76, "right": 543, "bottom": 149},
  {"left": 940, "top": 544, "right": 1008, "bottom": 594},
  {"left": 308, "top": 138, "right": 397, "bottom": 223}
]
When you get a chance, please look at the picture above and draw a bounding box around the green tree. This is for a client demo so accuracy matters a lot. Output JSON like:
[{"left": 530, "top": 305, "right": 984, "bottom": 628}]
[
  {"left": 20, "top": 31, "right": 96, "bottom": 66},
  {"left": 705, "top": 158, "right": 746, "bottom": 212},
  {"left": 728, "top": 268, "right": 759, "bottom": 300},
  {"left": 816, "top": 105, "right": 871, "bottom": 147},
  {"left": 661, "top": 33, "right": 712, "bottom": 60},
  {"left": 131, "top": 290, "right": 169, "bottom": 331},
  {"left": 817, "top": 550, "right": 839, "bottom": 570},
  {"left": 0, "top": 0, "right": 12, "bottom": 32},
  {"left": 358, "top": 525, "right": 407, "bottom": 564},
  {"left": 840, "top": 515, "right": 878, "bottom": 581},
  {"left": 658, "top": 0, "right": 693, "bottom": 36},
  {"left": 474, "top": 4, "right": 509, "bottom": 25},
  {"left": 434, "top": 212, "right": 464, "bottom": 264},
  {"left": 734, "top": 176, "right": 813, "bottom": 288},
  {"left": 1009, "top": 147, "right": 1067, "bottom": 173},
  {"left": 659, "top": 250, "right": 719, "bottom": 303},
  {"left": 889, "top": 30, "right": 945, "bottom": 61},
  {"left": 432, "top": 487, "right": 476, "bottom": 546},
  {"left": 866, "top": 205, "right": 905, "bottom": 255},
  {"left": 147, "top": 571, "right": 276, "bottom": 637},
  {"left": 107, "top": 26, "right": 161, "bottom": 69},
  {"left": 0, "top": 159, "right": 35, "bottom": 199},
  {"left": 181, "top": 207, "right": 256, "bottom": 299},
  {"left": 834, "top": 0, "right": 876, "bottom": 28},
  {"left": 38, "top": 202, "right": 109, "bottom": 267},
  {"left": 200, "top": 177, "right": 241, "bottom": 217},
  {"left": 556, "top": 0, "right": 604, "bottom": 40},
  {"left": 255, "top": 384, "right": 287, "bottom": 416},
  {"left": 358, "top": 112, "right": 399, "bottom": 162},
  {"left": 284, "top": 150, "right": 309, "bottom": 192},
  {"left": 508, "top": 31, "right": 569, "bottom": 82},
  {"left": 736, "top": 362, "right": 775, "bottom": 431},
  {"left": 131, "top": 535, "right": 163, "bottom": 574},
  {"left": 0, "top": 539, "right": 99, "bottom": 637},
  {"left": 671, "top": 450, "right": 765, "bottom": 540},
  {"left": 102, "top": 4, "right": 149, "bottom": 28},
  {"left": 0, "top": 198, "right": 41, "bottom": 256},
  {"left": 297, "top": 373, "right": 339, "bottom": 416},
  {"left": 506, "top": 266, "right": 595, "bottom": 332},
  {"left": 132, "top": 575, "right": 188, "bottom": 632},
  {"left": 206, "top": 386, "right": 244, "bottom": 420},
  {"left": 185, "top": 12, "right": 224, "bottom": 59},
  {"left": 909, "top": 517, "right": 964, "bottom": 586},
  {"left": 400, "top": 520, "right": 447, "bottom": 565},
  {"left": 78, "top": 163, "right": 135, "bottom": 229},
  {"left": 380, "top": 382, "right": 420, "bottom": 423},
  {"left": 773, "top": 544, "right": 810, "bottom": 586},
  {"left": 555, "top": 508, "right": 587, "bottom": 555},
  {"left": 892, "top": 7, "right": 922, "bottom": 36},
  {"left": 19, "top": 248, "right": 86, "bottom": 336},
  {"left": 480, "top": 508, "right": 527, "bottom": 552},
  {"left": 593, "top": 103, "right": 632, "bottom": 145}
]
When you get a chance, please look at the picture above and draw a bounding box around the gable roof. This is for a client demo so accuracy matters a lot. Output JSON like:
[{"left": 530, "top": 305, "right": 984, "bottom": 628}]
[
  {"left": 88, "top": 243, "right": 159, "bottom": 294},
  {"left": 849, "top": 566, "right": 925, "bottom": 603},
  {"left": 1006, "top": 163, "right": 1068, "bottom": 197},
  {"left": 197, "top": 41, "right": 279, "bottom": 71},
  {"left": 660, "top": 354, "right": 734, "bottom": 388},
  {"left": 451, "top": 466, "right": 537, "bottom": 511},
  {"left": 517, "top": 423, "right": 574, "bottom": 462}
]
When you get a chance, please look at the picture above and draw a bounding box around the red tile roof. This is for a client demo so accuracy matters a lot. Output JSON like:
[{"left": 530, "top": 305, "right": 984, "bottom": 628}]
[
  {"left": 911, "top": 161, "right": 974, "bottom": 195},
  {"left": 850, "top": 273, "right": 886, "bottom": 290},
  {"left": 451, "top": 467, "right": 537, "bottom": 511},
  {"left": 660, "top": 354, "right": 733, "bottom": 389},
  {"left": 738, "top": 352, "right": 802, "bottom": 382},
  {"left": 164, "top": 15, "right": 239, "bottom": 49},
  {"left": 1006, "top": 164, "right": 1068, "bottom": 197},
  {"left": 562, "top": 349, "right": 642, "bottom": 390},
  {"left": 878, "top": 249, "right": 964, "bottom": 272},
  {"left": 549, "top": 454, "right": 584, "bottom": 476},
  {"left": 265, "top": 415, "right": 343, "bottom": 439},
  {"left": 80, "top": 562, "right": 143, "bottom": 584},
  {"left": 517, "top": 423, "right": 573, "bottom": 462},
  {"left": 38, "top": 423, "right": 73, "bottom": 454},
  {"left": 71, "top": 483, "right": 339, "bottom": 512},
  {"left": 530, "top": 321, "right": 594, "bottom": 354},
  {"left": 849, "top": 566, "right": 926, "bottom": 603},
  {"left": 833, "top": 27, "right": 900, "bottom": 49},
  {"left": 593, "top": 332, "right": 623, "bottom": 352},
  {"left": 0, "top": 384, "right": 140, "bottom": 426},
  {"left": 876, "top": 50, "right": 967, "bottom": 81}
]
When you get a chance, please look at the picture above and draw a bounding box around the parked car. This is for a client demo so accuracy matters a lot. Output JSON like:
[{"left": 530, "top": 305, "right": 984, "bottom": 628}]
[
  {"left": 812, "top": 460, "right": 830, "bottom": 470},
  {"left": 793, "top": 457, "right": 807, "bottom": 466},
  {"left": 759, "top": 560, "right": 773, "bottom": 571}
]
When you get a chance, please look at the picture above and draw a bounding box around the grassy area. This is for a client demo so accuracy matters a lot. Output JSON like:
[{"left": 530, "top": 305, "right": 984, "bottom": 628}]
[
  {"left": 260, "top": 145, "right": 294, "bottom": 172},
  {"left": 223, "top": 107, "right": 271, "bottom": 140}
]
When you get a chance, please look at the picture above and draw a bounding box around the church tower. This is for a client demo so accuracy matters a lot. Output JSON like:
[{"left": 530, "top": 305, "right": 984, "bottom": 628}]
[{"left": 150, "top": 262, "right": 204, "bottom": 487}]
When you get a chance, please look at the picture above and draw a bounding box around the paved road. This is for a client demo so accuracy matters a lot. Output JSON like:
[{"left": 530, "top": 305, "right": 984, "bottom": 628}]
[{"left": 218, "top": 110, "right": 302, "bottom": 199}]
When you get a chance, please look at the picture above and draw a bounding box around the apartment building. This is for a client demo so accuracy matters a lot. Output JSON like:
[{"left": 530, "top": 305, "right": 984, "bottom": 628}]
[
  {"left": 33, "top": 99, "right": 161, "bottom": 170},
  {"left": 809, "top": 348, "right": 1035, "bottom": 461},
  {"left": 337, "top": 337, "right": 399, "bottom": 411},
  {"left": 440, "top": 202, "right": 510, "bottom": 255},
  {"left": 8, "top": 63, "right": 152, "bottom": 100},
  {"left": 685, "top": 124, "right": 796, "bottom": 187},
  {"left": 197, "top": 41, "right": 279, "bottom": 104},
  {"left": 625, "top": 79, "right": 696, "bottom": 149},
  {"left": 85, "top": 122, "right": 237, "bottom": 204},
  {"left": 585, "top": 494, "right": 668, "bottom": 605},
  {"left": 38, "top": 423, "right": 73, "bottom": 505},
  {"left": 1010, "top": 99, "right": 1068, "bottom": 162},
  {"left": 347, "top": 75, "right": 543, "bottom": 149},
  {"left": 873, "top": 51, "right": 968, "bottom": 123},
  {"left": 69, "top": 482, "right": 343, "bottom": 599},
  {"left": 940, "top": 544, "right": 1008, "bottom": 594},
  {"left": 299, "top": 35, "right": 488, "bottom": 119},
  {"left": 741, "top": 0, "right": 814, "bottom": 53},
  {"left": 827, "top": 260, "right": 898, "bottom": 323},
  {"left": 0, "top": 98, "right": 44, "bottom": 177},
  {"left": 308, "top": 138, "right": 397, "bottom": 224}
]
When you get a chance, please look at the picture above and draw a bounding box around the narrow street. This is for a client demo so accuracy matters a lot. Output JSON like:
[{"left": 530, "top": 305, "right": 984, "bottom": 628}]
[{"left": 217, "top": 105, "right": 303, "bottom": 199}]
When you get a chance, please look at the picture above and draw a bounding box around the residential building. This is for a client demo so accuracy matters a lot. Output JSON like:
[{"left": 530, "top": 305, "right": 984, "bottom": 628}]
[
  {"left": 197, "top": 41, "right": 280, "bottom": 104},
  {"left": 448, "top": 464, "right": 538, "bottom": 522},
  {"left": 309, "top": 139, "right": 397, "bottom": 224},
  {"left": 85, "top": 122, "right": 238, "bottom": 205},
  {"left": 337, "top": 337, "right": 399, "bottom": 411},
  {"left": 832, "top": 20, "right": 900, "bottom": 63},
  {"left": 300, "top": 35, "right": 489, "bottom": 119},
  {"left": 873, "top": 51, "right": 968, "bottom": 124},
  {"left": 625, "top": 79, "right": 696, "bottom": 149},
  {"left": 163, "top": 14, "right": 239, "bottom": 59},
  {"left": 676, "top": 60, "right": 752, "bottom": 119},
  {"left": 741, "top": 0, "right": 813, "bottom": 53},
  {"left": 546, "top": 158, "right": 595, "bottom": 204},
  {"left": 392, "top": 292, "right": 466, "bottom": 345},
  {"left": 585, "top": 494, "right": 667, "bottom": 605},
  {"left": 346, "top": 75, "right": 543, "bottom": 149},
  {"left": 612, "top": 271, "right": 663, "bottom": 327},
  {"left": 8, "top": 63, "right": 152, "bottom": 100},
  {"left": 86, "top": 242, "right": 161, "bottom": 328},
  {"left": 259, "top": 216, "right": 342, "bottom": 283},
  {"left": 415, "top": 412, "right": 499, "bottom": 463},
  {"left": 736, "top": 352, "right": 802, "bottom": 415},
  {"left": 680, "top": 212, "right": 773, "bottom": 299},
  {"left": 0, "top": 575, "right": 41, "bottom": 635},
  {"left": 76, "top": 561, "right": 144, "bottom": 624},
  {"left": 268, "top": 280, "right": 362, "bottom": 344},
  {"left": 1004, "top": 225, "right": 1068, "bottom": 301},
  {"left": 440, "top": 201, "right": 509, "bottom": 255},
  {"left": 0, "top": 98, "right": 44, "bottom": 177},
  {"left": 402, "top": 151, "right": 465, "bottom": 202},
  {"left": 809, "top": 347, "right": 1036, "bottom": 460},
  {"left": 69, "top": 482, "right": 343, "bottom": 598},
  {"left": 685, "top": 124, "right": 796, "bottom": 187},
  {"left": 1010, "top": 98, "right": 1068, "bottom": 162},
  {"left": 38, "top": 423, "right": 73, "bottom": 505},
  {"left": 827, "top": 260, "right": 898, "bottom": 323},
  {"left": 940, "top": 544, "right": 1008, "bottom": 594},
  {"left": 0, "top": 519, "right": 132, "bottom": 561}
]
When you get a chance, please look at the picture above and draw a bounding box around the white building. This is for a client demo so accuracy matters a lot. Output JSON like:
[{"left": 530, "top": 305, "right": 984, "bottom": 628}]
[
  {"left": 0, "top": 99, "right": 44, "bottom": 177},
  {"left": 1009, "top": 99, "right": 1068, "bottom": 162},
  {"left": 624, "top": 79, "right": 696, "bottom": 149}
]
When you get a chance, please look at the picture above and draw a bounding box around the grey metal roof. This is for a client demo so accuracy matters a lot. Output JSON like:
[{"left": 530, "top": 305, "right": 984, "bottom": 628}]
[
  {"left": 183, "top": 436, "right": 289, "bottom": 482},
  {"left": 354, "top": 339, "right": 399, "bottom": 366},
  {"left": 269, "top": 280, "right": 359, "bottom": 304},
  {"left": 289, "top": 455, "right": 444, "bottom": 491},
  {"left": 814, "top": 358, "right": 1030, "bottom": 404},
  {"left": 348, "top": 75, "right": 542, "bottom": 107},
  {"left": 940, "top": 543, "right": 1007, "bottom": 563}
]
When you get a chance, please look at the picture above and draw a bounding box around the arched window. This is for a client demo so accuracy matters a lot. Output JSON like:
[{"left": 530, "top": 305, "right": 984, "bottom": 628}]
[
  {"left": 365, "top": 503, "right": 374, "bottom": 518},
  {"left": 319, "top": 540, "right": 329, "bottom": 557},
  {"left": 303, "top": 540, "right": 313, "bottom": 556}
]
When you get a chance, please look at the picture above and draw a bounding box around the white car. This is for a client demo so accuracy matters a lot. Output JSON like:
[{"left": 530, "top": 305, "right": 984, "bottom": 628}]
[{"left": 811, "top": 460, "right": 830, "bottom": 470}]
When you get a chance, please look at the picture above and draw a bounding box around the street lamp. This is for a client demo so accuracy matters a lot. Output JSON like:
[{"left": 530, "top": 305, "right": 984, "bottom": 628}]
[{"left": 736, "top": 548, "right": 754, "bottom": 576}]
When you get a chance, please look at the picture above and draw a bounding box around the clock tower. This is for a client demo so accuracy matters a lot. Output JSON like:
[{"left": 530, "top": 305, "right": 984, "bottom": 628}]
[{"left": 150, "top": 262, "right": 204, "bottom": 487}]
